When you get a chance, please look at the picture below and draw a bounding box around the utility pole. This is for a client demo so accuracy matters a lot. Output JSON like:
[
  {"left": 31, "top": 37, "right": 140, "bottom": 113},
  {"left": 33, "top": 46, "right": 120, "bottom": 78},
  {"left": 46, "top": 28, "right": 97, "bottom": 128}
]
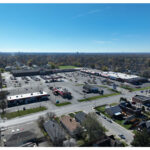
[{"left": 0, "top": 129, "right": 1, "bottom": 146}]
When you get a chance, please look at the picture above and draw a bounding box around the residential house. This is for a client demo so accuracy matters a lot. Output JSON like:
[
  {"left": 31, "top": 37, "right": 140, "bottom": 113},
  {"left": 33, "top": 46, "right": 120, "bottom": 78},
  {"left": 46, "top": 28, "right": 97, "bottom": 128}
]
[
  {"left": 146, "top": 120, "right": 150, "bottom": 129},
  {"left": 119, "top": 101, "right": 142, "bottom": 116},
  {"left": 132, "top": 95, "right": 150, "bottom": 105},
  {"left": 5, "top": 131, "right": 36, "bottom": 147},
  {"left": 105, "top": 105, "right": 122, "bottom": 119},
  {"left": 75, "top": 112, "right": 87, "bottom": 124},
  {"left": 43, "top": 120, "right": 66, "bottom": 145},
  {"left": 60, "top": 115, "right": 81, "bottom": 137}
]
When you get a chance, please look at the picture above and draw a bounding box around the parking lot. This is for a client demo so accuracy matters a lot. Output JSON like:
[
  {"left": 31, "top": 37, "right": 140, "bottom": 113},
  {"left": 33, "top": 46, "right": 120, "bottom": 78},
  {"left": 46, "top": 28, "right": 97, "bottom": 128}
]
[{"left": 2, "top": 71, "right": 116, "bottom": 108}]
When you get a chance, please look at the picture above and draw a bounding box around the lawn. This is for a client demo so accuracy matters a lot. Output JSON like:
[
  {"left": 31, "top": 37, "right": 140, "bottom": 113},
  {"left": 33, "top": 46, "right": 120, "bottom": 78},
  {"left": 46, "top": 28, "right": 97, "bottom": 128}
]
[
  {"left": 2, "top": 85, "right": 6, "bottom": 88},
  {"left": 110, "top": 103, "right": 119, "bottom": 106},
  {"left": 69, "top": 113, "right": 75, "bottom": 118},
  {"left": 115, "top": 119, "right": 132, "bottom": 130},
  {"left": 55, "top": 102, "right": 71, "bottom": 106},
  {"left": 132, "top": 86, "right": 150, "bottom": 92},
  {"left": 1, "top": 106, "right": 47, "bottom": 119},
  {"left": 95, "top": 105, "right": 111, "bottom": 118},
  {"left": 59, "top": 65, "right": 77, "bottom": 69},
  {"left": 95, "top": 105, "right": 132, "bottom": 130},
  {"left": 75, "top": 111, "right": 83, "bottom": 114},
  {"left": 121, "top": 85, "right": 150, "bottom": 92},
  {"left": 120, "top": 85, "right": 133, "bottom": 91},
  {"left": 78, "top": 92, "right": 120, "bottom": 102}
]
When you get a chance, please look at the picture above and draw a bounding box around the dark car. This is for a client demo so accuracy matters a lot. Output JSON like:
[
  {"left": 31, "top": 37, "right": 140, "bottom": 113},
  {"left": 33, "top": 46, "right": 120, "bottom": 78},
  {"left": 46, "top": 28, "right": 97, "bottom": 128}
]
[
  {"left": 147, "top": 107, "right": 150, "bottom": 111},
  {"left": 118, "top": 134, "right": 126, "bottom": 139},
  {"left": 95, "top": 111, "right": 101, "bottom": 115}
]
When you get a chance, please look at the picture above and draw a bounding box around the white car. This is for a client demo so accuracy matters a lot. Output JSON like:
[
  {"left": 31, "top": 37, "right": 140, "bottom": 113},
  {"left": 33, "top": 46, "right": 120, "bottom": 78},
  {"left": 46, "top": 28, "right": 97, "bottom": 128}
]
[{"left": 0, "top": 127, "right": 8, "bottom": 132}]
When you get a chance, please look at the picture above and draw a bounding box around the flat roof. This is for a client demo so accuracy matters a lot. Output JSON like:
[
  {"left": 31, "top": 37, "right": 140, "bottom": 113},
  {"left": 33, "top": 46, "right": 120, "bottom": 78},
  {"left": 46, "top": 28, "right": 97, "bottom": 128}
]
[
  {"left": 7, "top": 91, "right": 48, "bottom": 101},
  {"left": 134, "top": 95, "right": 150, "bottom": 101},
  {"left": 81, "top": 69, "right": 139, "bottom": 80},
  {"left": 11, "top": 69, "right": 40, "bottom": 74},
  {"left": 106, "top": 72, "right": 139, "bottom": 80}
]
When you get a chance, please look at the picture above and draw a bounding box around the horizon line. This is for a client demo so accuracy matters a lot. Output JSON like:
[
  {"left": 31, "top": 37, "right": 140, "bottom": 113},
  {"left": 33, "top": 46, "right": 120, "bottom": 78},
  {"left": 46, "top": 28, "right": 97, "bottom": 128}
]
[{"left": 1, "top": 52, "right": 150, "bottom": 54}]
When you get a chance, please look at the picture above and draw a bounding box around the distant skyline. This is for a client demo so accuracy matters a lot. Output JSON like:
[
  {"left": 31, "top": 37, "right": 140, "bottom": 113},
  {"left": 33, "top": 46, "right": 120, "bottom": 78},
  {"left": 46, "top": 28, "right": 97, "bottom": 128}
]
[{"left": 0, "top": 4, "right": 150, "bottom": 53}]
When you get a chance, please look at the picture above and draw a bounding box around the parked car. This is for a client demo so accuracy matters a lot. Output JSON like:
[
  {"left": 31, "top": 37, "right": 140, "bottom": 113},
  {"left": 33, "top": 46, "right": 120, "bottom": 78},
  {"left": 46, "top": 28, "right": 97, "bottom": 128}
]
[
  {"left": 118, "top": 134, "right": 126, "bottom": 139},
  {"left": 147, "top": 107, "right": 150, "bottom": 111},
  {"left": 95, "top": 111, "right": 101, "bottom": 115},
  {"left": 0, "top": 127, "right": 8, "bottom": 132},
  {"left": 107, "top": 119, "right": 112, "bottom": 123},
  {"left": 102, "top": 115, "right": 106, "bottom": 119}
]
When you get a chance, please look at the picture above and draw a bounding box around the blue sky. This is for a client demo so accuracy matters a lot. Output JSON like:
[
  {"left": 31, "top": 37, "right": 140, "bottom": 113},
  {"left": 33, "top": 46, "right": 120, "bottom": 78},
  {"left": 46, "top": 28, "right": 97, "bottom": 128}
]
[{"left": 0, "top": 4, "right": 150, "bottom": 53}]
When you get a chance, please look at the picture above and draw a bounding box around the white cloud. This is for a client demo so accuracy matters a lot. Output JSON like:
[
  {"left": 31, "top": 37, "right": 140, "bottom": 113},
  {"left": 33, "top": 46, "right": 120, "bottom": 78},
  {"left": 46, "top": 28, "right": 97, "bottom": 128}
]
[
  {"left": 87, "top": 9, "right": 101, "bottom": 14},
  {"left": 73, "top": 6, "right": 111, "bottom": 19},
  {"left": 94, "top": 40, "right": 112, "bottom": 44}
]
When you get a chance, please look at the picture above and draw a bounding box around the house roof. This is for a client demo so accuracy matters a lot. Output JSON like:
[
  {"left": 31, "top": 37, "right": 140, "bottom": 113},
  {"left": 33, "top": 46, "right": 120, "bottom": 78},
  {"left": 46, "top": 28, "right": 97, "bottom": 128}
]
[
  {"left": 133, "top": 95, "right": 150, "bottom": 102},
  {"left": 124, "top": 115, "right": 135, "bottom": 123},
  {"left": 146, "top": 120, "right": 150, "bottom": 128},
  {"left": 75, "top": 112, "right": 87, "bottom": 123},
  {"left": 60, "top": 116, "right": 81, "bottom": 132},
  {"left": 105, "top": 105, "right": 121, "bottom": 115},
  {"left": 5, "top": 131, "right": 36, "bottom": 147},
  {"left": 43, "top": 120, "right": 66, "bottom": 141}
]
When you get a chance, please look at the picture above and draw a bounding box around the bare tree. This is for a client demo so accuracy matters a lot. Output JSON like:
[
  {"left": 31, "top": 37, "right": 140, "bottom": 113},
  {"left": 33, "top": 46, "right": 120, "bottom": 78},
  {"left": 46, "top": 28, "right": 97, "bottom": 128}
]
[
  {"left": 74, "top": 126, "right": 84, "bottom": 140},
  {"left": 46, "top": 112, "right": 56, "bottom": 120},
  {"left": 37, "top": 116, "right": 45, "bottom": 129},
  {"left": 82, "top": 113, "right": 106, "bottom": 142}
]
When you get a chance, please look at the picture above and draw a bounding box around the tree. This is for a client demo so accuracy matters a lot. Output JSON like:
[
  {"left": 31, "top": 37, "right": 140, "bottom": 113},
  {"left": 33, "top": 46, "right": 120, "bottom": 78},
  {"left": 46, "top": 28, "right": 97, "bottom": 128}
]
[
  {"left": 101, "top": 66, "right": 108, "bottom": 71},
  {"left": 0, "top": 73, "right": 2, "bottom": 89},
  {"left": 48, "top": 62, "right": 57, "bottom": 69},
  {"left": 0, "top": 91, "right": 8, "bottom": 113},
  {"left": 142, "top": 70, "right": 150, "bottom": 78},
  {"left": 37, "top": 116, "right": 45, "bottom": 129},
  {"left": 131, "top": 129, "right": 150, "bottom": 146},
  {"left": 0, "top": 100, "right": 7, "bottom": 114},
  {"left": 142, "top": 106, "right": 145, "bottom": 112},
  {"left": 90, "top": 64, "right": 95, "bottom": 69},
  {"left": 82, "top": 113, "right": 106, "bottom": 142},
  {"left": 74, "top": 126, "right": 84, "bottom": 139},
  {"left": 46, "top": 112, "right": 56, "bottom": 120},
  {"left": 0, "top": 68, "right": 5, "bottom": 73},
  {"left": 27, "top": 59, "right": 33, "bottom": 67},
  {"left": 120, "top": 97, "right": 127, "bottom": 102}
]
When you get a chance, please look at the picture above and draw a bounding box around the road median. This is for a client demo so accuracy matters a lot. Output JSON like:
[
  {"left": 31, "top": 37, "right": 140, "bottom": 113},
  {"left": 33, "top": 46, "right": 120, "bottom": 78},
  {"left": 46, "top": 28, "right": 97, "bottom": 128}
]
[
  {"left": 1, "top": 106, "right": 47, "bottom": 119},
  {"left": 78, "top": 92, "right": 120, "bottom": 102}
]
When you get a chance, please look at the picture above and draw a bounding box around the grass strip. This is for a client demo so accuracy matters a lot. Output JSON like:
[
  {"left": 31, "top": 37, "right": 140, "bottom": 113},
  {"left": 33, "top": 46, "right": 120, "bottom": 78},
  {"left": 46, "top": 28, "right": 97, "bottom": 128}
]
[
  {"left": 132, "top": 86, "right": 150, "bottom": 92},
  {"left": 55, "top": 102, "right": 71, "bottom": 106},
  {"left": 121, "top": 85, "right": 150, "bottom": 92},
  {"left": 78, "top": 93, "right": 120, "bottom": 102},
  {"left": 1, "top": 106, "right": 47, "bottom": 119}
]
